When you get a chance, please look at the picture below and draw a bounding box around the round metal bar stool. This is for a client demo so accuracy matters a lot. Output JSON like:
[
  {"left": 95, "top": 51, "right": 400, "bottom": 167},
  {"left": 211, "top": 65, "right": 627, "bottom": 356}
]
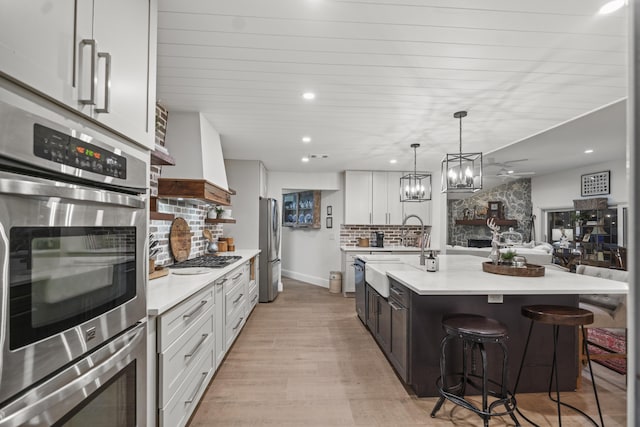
[
  {"left": 430, "top": 314, "right": 519, "bottom": 426},
  {"left": 514, "top": 305, "right": 604, "bottom": 427}
]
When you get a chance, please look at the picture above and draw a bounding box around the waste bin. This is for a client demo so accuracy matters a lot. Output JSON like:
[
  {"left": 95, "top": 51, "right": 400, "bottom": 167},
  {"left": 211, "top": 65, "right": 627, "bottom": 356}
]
[{"left": 329, "top": 271, "right": 342, "bottom": 293}]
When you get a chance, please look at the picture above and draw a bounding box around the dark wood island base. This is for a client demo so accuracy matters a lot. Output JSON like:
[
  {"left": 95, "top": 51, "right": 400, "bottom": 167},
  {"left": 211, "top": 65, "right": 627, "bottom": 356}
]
[{"left": 369, "top": 280, "right": 579, "bottom": 398}]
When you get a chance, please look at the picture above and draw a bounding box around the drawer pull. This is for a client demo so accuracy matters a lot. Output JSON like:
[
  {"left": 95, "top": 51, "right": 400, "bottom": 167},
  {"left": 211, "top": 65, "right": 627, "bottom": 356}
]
[
  {"left": 231, "top": 272, "right": 243, "bottom": 280},
  {"left": 185, "top": 372, "right": 208, "bottom": 404},
  {"left": 251, "top": 294, "right": 258, "bottom": 303},
  {"left": 183, "top": 300, "right": 207, "bottom": 319},
  {"left": 390, "top": 287, "right": 404, "bottom": 297},
  {"left": 389, "top": 300, "right": 404, "bottom": 311},
  {"left": 232, "top": 293, "right": 244, "bottom": 305},
  {"left": 185, "top": 334, "right": 208, "bottom": 359},
  {"left": 232, "top": 317, "right": 244, "bottom": 331},
  {"left": 215, "top": 278, "right": 228, "bottom": 286}
]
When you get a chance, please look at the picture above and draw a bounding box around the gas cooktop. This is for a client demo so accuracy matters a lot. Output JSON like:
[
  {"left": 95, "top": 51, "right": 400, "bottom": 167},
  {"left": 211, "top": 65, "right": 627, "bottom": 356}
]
[{"left": 169, "top": 255, "right": 242, "bottom": 269}]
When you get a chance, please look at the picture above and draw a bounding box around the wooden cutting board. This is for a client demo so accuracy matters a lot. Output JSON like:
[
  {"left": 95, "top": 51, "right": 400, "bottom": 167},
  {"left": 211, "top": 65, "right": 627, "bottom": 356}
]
[{"left": 170, "top": 217, "right": 192, "bottom": 262}]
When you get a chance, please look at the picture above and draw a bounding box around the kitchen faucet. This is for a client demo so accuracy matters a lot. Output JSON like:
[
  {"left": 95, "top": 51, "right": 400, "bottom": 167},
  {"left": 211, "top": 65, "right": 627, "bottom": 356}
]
[{"left": 402, "top": 214, "right": 426, "bottom": 265}]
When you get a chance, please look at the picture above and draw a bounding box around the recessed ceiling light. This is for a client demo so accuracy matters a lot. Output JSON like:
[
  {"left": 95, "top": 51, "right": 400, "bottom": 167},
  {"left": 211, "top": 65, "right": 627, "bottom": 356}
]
[
  {"left": 507, "top": 170, "right": 514, "bottom": 174},
  {"left": 302, "top": 92, "right": 316, "bottom": 100},
  {"left": 301, "top": 156, "right": 310, "bottom": 162},
  {"left": 598, "top": 0, "right": 626, "bottom": 14},
  {"left": 584, "top": 149, "right": 594, "bottom": 154},
  {"left": 389, "top": 159, "right": 397, "bottom": 164},
  {"left": 302, "top": 136, "right": 311, "bottom": 143}
]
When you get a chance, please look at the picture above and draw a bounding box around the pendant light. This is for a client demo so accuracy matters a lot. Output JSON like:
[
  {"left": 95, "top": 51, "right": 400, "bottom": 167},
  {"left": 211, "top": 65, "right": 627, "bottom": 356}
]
[
  {"left": 441, "top": 111, "right": 483, "bottom": 193},
  {"left": 400, "top": 143, "right": 432, "bottom": 202}
]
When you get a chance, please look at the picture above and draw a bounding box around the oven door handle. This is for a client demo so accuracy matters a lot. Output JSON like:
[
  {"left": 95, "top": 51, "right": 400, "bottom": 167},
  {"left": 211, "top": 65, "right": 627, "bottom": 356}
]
[
  {"left": 0, "top": 324, "right": 145, "bottom": 427},
  {"left": 0, "top": 177, "right": 145, "bottom": 208}
]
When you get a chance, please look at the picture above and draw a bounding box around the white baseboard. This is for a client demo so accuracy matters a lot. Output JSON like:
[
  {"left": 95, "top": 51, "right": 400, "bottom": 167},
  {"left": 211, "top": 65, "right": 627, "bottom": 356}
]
[{"left": 281, "top": 269, "right": 329, "bottom": 288}]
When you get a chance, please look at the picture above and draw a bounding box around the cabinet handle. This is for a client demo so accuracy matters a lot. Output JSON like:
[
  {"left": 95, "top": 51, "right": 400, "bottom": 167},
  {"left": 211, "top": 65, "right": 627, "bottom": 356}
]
[
  {"left": 185, "top": 372, "right": 208, "bottom": 404},
  {"left": 185, "top": 334, "right": 208, "bottom": 359},
  {"left": 233, "top": 316, "right": 244, "bottom": 331},
  {"left": 231, "top": 272, "right": 243, "bottom": 280},
  {"left": 233, "top": 293, "right": 244, "bottom": 304},
  {"left": 215, "top": 278, "right": 228, "bottom": 286},
  {"left": 389, "top": 300, "right": 404, "bottom": 311},
  {"left": 251, "top": 294, "right": 258, "bottom": 303},
  {"left": 390, "top": 287, "right": 404, "bottom": 297},
  {"left": 78, "top": 39, "right": 97, "bottom": 105},
  {"left": 183, "top": 300, "right": 207, "bottom": 319},
  {"left": 95, "top": 52, "right": 111, "bottom": 113}
]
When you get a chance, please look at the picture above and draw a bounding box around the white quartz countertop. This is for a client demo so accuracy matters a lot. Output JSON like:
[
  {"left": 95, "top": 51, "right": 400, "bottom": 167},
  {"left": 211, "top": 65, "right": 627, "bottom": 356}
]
[
  {"left": 147, "top": 249, "right": 260, "bottom": 316},
  {"left": 341, "top": 245, "right": 434, "bottom": 252},
  {"left": 385, "top": 255, "right": 628, "bottom": 296}
]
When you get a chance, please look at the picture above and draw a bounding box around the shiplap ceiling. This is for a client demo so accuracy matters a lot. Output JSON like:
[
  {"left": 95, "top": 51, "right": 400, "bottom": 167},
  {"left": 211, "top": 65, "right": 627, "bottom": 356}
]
[{"left": 156, "top": 0, "right": 628, "bottom": 176}]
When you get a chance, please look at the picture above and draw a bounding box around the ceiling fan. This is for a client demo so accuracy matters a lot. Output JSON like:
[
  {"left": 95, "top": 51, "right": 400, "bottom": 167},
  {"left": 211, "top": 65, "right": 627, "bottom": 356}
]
[{"left": 496, "top": 168, "right": 536, "bottom": 178}]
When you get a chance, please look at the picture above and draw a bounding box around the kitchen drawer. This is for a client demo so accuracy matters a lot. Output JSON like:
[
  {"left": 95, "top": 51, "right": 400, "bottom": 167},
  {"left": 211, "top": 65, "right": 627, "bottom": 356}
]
[
  {"left": 228, "top": 265, "right": 246, "bottom": 290},
  {"left": 248, "top": 280, "right": 258, "bottom": 312},
  {"left": 158, "top": 306, "right": 214, "bottom": 407},
  {"left": 225, "top": 276, "right": 246, "bottom": 320},
  {"left": 225, "top": 307, "right": 247, "bottom": 350},
  {"left": 158, "top": 285, "right": 214, "bottom": 352},
  {"left": 159, "top": 348, "right": 215, "bottom": 427},
  {"left": 389, "top": 282, "right": 410, "bottom": 307}
]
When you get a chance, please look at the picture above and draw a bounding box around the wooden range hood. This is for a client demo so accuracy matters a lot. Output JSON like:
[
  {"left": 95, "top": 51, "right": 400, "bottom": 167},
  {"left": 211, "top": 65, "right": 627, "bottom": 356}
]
[{"left": 157, "top": 178, "right": 234, "bottom": 206}]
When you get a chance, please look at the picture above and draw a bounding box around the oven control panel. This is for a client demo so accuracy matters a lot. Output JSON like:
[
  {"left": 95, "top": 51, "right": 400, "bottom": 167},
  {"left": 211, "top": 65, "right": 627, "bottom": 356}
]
[{"left": 33, "top": 124, "right": 127, "bottom": 179}]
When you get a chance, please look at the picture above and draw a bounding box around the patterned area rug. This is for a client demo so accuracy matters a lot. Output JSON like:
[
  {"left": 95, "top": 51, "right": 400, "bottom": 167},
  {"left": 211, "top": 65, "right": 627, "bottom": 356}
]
[{"left": 587, "top": 328, "right": 626, "bottom": 375}]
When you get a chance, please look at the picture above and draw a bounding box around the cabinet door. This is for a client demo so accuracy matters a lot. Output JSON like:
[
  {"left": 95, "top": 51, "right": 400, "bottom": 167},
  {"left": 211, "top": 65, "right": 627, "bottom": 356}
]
[
  {"left": 389, "top": 299, "right": 408, "bottom": 381},
  {"left": 0, "top": 0, "right": 77, "bottom": 106},
  {"left": 386, "top": 172, "right": 404, "bottom": 224},
  {"left": 92, "top": 0, "right": 152, "bottom": 147},
  {"left": 377, "top": 296, "right": 391, "bottom": 354},
  {"left": 345, "top": 171, "right": 372, "bottom": 224},
  {"left": 213, "top": 277, "right": 226, "bottom": 368},
  {"left": 366, "top": 285, "right": 377, "bottom": 332},
  {"left": 371, "top": 172, "right": 388, "bottom": 224}
]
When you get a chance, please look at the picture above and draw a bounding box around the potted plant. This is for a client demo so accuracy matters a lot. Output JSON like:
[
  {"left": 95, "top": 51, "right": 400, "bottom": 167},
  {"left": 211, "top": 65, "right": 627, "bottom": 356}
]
[
  {"left": 500, "top": 249, "right": 517, "bottom": 266},
  {"left": 214, "top": 206, "right": 224, "bottom": 219}
]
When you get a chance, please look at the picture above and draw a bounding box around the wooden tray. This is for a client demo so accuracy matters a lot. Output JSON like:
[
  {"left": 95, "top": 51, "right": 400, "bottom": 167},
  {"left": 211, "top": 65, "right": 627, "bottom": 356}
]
[
  {"left": 170, "top": 217, "right": 192, "bottom": 262},
  {"left": 482, "top": 261, "right": 545, "bottom": 277},
  {"left": 149, "top": 267, "right": 169, "bottom": 280}
]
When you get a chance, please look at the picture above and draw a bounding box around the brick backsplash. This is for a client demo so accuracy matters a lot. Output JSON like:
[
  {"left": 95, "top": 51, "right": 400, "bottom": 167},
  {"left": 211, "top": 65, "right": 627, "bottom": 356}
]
[
  {"left": 150, "top": 103, "right": 225, "bottom": 266},
  {"left": 340, "top": 224, "right": 431, "bottom": 247},
  {"left": 150, "top": 199, "right": 223, "bottom": 266}
]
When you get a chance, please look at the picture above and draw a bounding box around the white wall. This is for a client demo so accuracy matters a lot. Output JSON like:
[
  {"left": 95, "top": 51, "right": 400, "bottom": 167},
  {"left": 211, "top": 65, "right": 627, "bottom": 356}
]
[
  {"left": 531, "top": 158, "right": 627, "bottom": 242},
  {"left": 268, "top": 172, "right": 343, "bottom": 288},
  {"left": 224, "top": 160, "right": 262, "bottom": 249}
]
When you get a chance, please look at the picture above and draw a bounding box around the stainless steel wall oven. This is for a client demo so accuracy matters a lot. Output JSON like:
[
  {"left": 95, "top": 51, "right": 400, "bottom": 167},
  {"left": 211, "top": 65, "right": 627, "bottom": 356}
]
[{"left": 0, "top": 91, "right": 147, "bottom": 426}]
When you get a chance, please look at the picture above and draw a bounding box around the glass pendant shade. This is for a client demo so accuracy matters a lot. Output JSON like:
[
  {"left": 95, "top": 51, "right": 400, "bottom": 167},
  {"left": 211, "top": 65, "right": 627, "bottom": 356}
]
[
  {"left": 400, "top": 143, "right": 432, "bottom": 202},
  {"left": 441, "top": 111, "right": 483, "bottom": 193}
]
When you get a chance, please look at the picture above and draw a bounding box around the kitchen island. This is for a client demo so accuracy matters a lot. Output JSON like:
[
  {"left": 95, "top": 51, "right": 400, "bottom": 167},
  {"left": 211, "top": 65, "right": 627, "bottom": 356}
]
[{"left": 361, "top": 254, "right": 627, "bottom": 397}]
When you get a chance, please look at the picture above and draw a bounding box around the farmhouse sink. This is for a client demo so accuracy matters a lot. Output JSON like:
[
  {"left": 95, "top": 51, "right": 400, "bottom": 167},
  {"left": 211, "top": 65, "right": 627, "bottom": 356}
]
[{"left": 365, "top": 262, "right": 422, "bottom": 298}]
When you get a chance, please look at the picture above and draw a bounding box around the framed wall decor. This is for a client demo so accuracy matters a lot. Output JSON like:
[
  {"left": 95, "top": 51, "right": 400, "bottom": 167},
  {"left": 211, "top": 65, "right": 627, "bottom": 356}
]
[{"left": 581, "top": 171, "right": 610, "bottom": 197}]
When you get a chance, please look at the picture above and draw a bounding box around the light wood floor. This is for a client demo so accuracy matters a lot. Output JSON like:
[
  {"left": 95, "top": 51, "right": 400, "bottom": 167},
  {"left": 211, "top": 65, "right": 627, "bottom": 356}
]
[{"left": 189, "top": 278, "right": 627, "bottom": 426}]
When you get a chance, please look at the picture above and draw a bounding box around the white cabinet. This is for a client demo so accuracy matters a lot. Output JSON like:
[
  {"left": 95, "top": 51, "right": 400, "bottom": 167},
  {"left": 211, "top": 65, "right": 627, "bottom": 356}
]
[
  {"left": 345, "top": 171, "right": 403, "bottom": 225},
  {"left": 157, "top": 285, "right": 215, "bottom": 427},
  {"left": 0, "top": 0, "right": 155, "bottom": 149},
  {"left": 344, "top": 171, "right": 372, "bottom": 224},
  {"left": 372, "top": 171, "right": 403, "bottom": 225},
  {"left": 345, "top": 170, "right": 431, "bottom": 225},
  {"left": 342, "top": 251, "right": 369, "bottom": 294},
  {"left": 213, "top": 275, "right": 227, "bottom": 368},
  {"left": 224, "top": 263, "right": 249, "bottom": 350}
]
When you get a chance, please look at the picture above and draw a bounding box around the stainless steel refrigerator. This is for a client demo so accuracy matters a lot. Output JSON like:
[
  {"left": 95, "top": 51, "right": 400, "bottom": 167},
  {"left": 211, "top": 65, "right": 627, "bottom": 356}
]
[{"left": 259, "top": 197, "right": 281, "bottom": 302}]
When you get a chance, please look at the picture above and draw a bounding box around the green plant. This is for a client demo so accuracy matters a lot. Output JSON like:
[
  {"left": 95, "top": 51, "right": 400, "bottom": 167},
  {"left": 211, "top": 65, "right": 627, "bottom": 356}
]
[
  {"left": 500, "top": 249, "right": 517, "bottom": 261},
  {"left": 214, "top": 206, "right": 224, "bottom": 217}
]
